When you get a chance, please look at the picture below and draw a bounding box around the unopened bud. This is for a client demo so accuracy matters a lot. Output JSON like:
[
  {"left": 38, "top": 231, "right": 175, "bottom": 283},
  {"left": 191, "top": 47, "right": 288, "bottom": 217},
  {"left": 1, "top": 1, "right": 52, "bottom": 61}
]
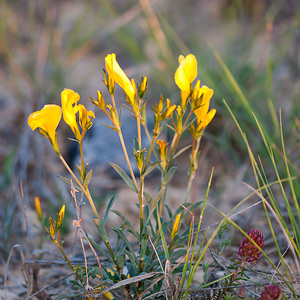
[
  {"left": 56, "top": 205, "right": 65, "bottom": 230},
  {"left": 138, "top": 76, "right": 148, "bottom": 98},
  {"left": 34, "top": 196, "right": 42, "bottom": 222}
]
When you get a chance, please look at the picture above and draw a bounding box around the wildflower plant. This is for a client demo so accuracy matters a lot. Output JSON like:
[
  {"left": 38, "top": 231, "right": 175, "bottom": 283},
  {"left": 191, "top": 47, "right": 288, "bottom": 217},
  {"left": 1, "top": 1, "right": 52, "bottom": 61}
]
[{"left": 27, "top": 52, "right": 219, "bottom": 298}]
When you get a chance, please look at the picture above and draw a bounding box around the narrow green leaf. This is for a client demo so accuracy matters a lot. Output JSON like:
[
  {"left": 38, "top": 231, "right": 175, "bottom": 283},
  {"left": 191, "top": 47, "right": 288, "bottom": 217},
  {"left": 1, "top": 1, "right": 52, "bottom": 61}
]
[
  {"left": 173, "top": 145, "right": 192, "bottom": 159},
  {"left": 58, "top": 176, "right": 83, "bottom": 192},
  {"left": 111, "top": 209, "right": 140, "bottom": 241},
  {"left": 163, "top": 166, "right": 177, "bottom": 185},
  {"left": 103, "top": 194, "right": 117, "bottom": 225},
  {"left": 110, "top": 163, "right": 137, "bottom": 192},
  {"left": 100, "top": 122, "right": 119, "bottom": 132},
  {"left": 141, "top": 162, "right": 160, "bottom": 178},
  {"left": 156, "top": 203, "right": 170, "bottom": 260},
  {"left": 113, "top": 227, "right": 138, "bottom": 265}
]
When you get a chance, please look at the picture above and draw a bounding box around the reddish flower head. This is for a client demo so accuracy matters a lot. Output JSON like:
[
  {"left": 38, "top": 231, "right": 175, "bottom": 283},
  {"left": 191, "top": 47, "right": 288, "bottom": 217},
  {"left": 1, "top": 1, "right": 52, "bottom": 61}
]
[
  {"left": 238, "top": 229, "right": 264, "bottom": 264},
  {"left": 261, "top": 285, "right": 282, "bottom": 300}
]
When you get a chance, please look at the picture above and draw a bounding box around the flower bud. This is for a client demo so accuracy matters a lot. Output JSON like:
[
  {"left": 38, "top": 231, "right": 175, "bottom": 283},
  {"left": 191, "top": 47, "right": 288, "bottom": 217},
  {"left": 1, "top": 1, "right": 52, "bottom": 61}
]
[
  {"left": 34, "top": 196, "right": 42, "bottom": 222},
  {"left": 133, "top": 148, "right": 145, "bottom": 173},
  {"left": 138, "top": 76, "right": 148, "bottom": 98},
  {"left": 90, "top": 91, "right": 106, "bottom": 110},
  {"left": 157, "top": 139, "right": 167, "bottom": 170},
  {"left": 56, "top": 205, "right": 65, "bottom": 230},
  {"left": 238, "top": 229, "right": 264, "bottom": 264},
  {"left": 78, "top": 104, "right": 95, "bottom": 132},
  {"left": 48, "top": 217, "right": 56, "bottom": 238}
]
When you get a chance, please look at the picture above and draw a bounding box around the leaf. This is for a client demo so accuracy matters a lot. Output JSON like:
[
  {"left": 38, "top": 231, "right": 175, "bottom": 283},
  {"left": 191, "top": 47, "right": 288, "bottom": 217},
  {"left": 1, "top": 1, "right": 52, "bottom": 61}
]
[
  {"left": 112, "top": 228, "right": 138, "bottom": 267},
  {"left": 125, "top": 249, "right": 139, "bottom": 273},
  {"left": 173, "top": 145, "right": 192, "bottom": 159},
  {"left": 83, "top": 169, "right": 93, "bottom": 186},
  {"left": 102, "top": 272, "right": 160, "bottom": 292},
  {"left": 141, "top": 162, "right": 160, "bottom": 178},
  {"left": 103, "top": 194, "right": 117, "bottom": 225},
  {"left": 58, "top": 176, "right": 83, "bottom": 192},
  {"left": 67, "top": 137, "right": 79, "bottom": 143},
  {"left": 110, "top": 163, "right": 137, "bottom": 192},
  {"left": 163, "top": 166, "right": 177, "bottom": 185},
  {"left": 111, "top": 210, "right": 139, "bottom": 241},
  {"left": 100, "top": 122, "right": 119, "bottom": 132}
]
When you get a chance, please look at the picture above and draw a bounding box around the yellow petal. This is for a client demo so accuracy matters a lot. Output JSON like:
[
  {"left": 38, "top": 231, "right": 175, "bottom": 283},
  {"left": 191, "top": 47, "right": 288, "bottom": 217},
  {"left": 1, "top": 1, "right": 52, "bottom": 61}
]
[
  {"left": 201, "top": 109, "right": 216, "bottom": 129},
  {"left": 105, "top": 53, "right": 136, "bottom": 104},
  {"left": 61, "top": 89, "right": 81, "bottom": 140},
  {"left": 175, "top": 54, "right": 197, "bottom": 92},
  {"left": 193, "top": 86, "right": 214, "bottom": 124},
  {"left": 183, "top": 54, "right": 197, "bottom": 83},
  {"left": 28, "top": 104, "right": 62, "bottom": 153},
  {"left": 175, "top": 54, "right": 198, "bottom": 110}
]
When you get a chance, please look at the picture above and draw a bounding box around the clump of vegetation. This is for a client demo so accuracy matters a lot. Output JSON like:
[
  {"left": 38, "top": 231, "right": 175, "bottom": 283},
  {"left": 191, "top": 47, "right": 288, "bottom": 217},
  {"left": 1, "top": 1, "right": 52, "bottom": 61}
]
[{"left": 25, "top": 52, "right": 299, "bottom": 299}]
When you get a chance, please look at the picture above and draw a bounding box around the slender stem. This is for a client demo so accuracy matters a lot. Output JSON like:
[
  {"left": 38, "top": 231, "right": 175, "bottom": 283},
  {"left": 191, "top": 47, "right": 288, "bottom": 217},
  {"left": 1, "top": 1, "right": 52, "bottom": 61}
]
[
  {"left": 139, "top": 177, "right": 144, "bottom": 235},
  {"left": 55, "top": 233, "right": 80, "bottom": 280},
  {"left": 167, "top": 110, "right": 193, "bottom": 170},
  {"left": 79, "top": 233, "right": 89, "bottom": 286},
  {"left": 143, "top": 136, "right": 156, "bottom": 173},
  {"left": 167, "top": 133, "right": 181, "bottom": 170},
  {"left": 159, "top": 181, "right": 166, "bottom": 216},
  {"left": 137, "top": 99, "right": 142, "bottom": 150},
  {"left": 79, "top": 138, "right": 85, "bottom": 174},
  {"left": 58, "top": 154, "right": 100, "bottom": 219},
  {"left": 184, "top": 137, "right": 201, "bottom": 202},
  {"left": 117, "top": 130, "right": 139, "bottom": 193},
  {"left": 143, "top": 122, "right": 152, "bottom": 143}
]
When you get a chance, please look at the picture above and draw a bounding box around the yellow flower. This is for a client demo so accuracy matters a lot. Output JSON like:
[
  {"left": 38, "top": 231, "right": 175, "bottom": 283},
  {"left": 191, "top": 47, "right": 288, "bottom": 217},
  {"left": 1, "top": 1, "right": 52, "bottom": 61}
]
[
  {"left": 105, "top": 53, "right": 136, "bottom": 105},
  {"left": 61, "top": 89, "right": 81, "bottom": 140},
  {"left": 175, "top": 54, "right": 197, "bottom": 110},
  {"left": 61, "top": 89, "right": 95, "bottom": 140},
  {"left": 28, "top": 104, "right": 62, "bottom": 153},
  {"left": 193, "top": 86, "right": 216, "bottom": 134}
]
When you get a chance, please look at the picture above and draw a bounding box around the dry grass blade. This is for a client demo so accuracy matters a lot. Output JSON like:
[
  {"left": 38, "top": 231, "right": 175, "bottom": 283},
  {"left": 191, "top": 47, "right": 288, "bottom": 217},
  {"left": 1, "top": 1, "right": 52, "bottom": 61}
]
[
  {"left": 102, "top": 272, "right": 161, "bottom": 293},
  {"left": 243, "top": 182, "right": 300, "bottom": 277}
]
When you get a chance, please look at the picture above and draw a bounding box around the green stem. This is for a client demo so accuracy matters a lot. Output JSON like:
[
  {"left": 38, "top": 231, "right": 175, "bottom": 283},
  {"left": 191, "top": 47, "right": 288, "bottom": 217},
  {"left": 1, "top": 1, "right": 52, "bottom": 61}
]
[
  {"left": 143, "top": 136, "right": 156, "bottom": 173},
  {"left": 58, "top": 154, "right": 100, "bottom": 219},
  {"left": 184, "top": 137, "right": 201, "bottom": 202},
  {"left": 137, "top": 100, "right": 142, "bottom": 150},
  {"left": 55, "top": 232, "right": 80, "bottom": 280},
  {"left": 79, "top": 138, "right": 86, "bottom": 175},
  {"left": 117, "top": 130, "right": 139, "bottom": 194}
]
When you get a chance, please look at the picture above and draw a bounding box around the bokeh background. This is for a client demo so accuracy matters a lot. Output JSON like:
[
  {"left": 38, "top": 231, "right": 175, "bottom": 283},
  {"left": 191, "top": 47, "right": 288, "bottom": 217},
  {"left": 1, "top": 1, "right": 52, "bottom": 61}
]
[{"left": 0, "top": 0, "right": 300, "bottom": 287}]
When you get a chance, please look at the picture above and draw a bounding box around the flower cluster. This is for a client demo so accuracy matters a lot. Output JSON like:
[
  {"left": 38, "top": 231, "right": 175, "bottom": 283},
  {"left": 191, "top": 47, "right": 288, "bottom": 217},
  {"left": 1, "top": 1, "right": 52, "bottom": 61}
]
[
  {"left": 174, "top": 54, "right": 216, "bottom": 139},
  {"left": 238, "top": 229, "right": 264, "bottom": 264},
  {"left": 28, "top": 89, "right": 95, "bottom": 153},
  {"left": 28, "top": 53, "right": 215, "bottom": 154}
]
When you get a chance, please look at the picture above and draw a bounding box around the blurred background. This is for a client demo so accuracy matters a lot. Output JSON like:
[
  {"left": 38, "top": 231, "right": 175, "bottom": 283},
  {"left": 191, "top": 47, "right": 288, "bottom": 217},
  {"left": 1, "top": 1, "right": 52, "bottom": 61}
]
[{"left": 0, "top": 0, "right": 300, "bottom": 264}]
